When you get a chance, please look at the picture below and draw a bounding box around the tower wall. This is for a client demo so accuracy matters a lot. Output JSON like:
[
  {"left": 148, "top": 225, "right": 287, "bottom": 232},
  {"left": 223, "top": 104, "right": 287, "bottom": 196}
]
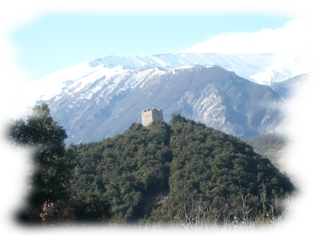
[{"left": 141, "top": 108, "right": 164, "bottom": 127}]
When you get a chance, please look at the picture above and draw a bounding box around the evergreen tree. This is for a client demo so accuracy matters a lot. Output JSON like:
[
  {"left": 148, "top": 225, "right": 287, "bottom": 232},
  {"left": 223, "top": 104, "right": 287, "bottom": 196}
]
[
  {"left": 8, "top": 103, "right": 72, "bottom": 223},
  {"left": 0, "top": 97, "right": 15, "bottom": 159},
  {"left": 0, "top": 97, "right": 32, "bottom": 235}
]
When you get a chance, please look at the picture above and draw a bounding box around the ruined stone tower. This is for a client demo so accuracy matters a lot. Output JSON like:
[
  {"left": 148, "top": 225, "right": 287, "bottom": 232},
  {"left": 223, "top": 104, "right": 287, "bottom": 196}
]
[{"left": 141, "top": 108, "right": 164, "bottom": 127}]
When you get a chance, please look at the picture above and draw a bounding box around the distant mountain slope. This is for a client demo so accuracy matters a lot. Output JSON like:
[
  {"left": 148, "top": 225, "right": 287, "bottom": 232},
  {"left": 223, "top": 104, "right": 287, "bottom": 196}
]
[
  {"left": 87, "top": 53, "right": 311, "bottom": 85},
  {"left": 271, "top": 71, "right": 314, "bottom": 125},
  {"left": 270, "top": 72, "right": 313, "bottom": 100},
  {"left": 245, "top": 132, "right": 314, "bottom": 194},
  {"left": 31, "top": 65, "right": 283, "bottom": 144},
  {"left": 22, "top": 53, "right": 310, "bottom": 104}
]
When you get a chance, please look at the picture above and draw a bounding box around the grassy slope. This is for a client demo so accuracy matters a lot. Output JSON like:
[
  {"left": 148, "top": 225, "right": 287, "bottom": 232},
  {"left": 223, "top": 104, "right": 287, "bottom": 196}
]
[{"left": 245, "top": 132, "right": 314, "bottom": 194}]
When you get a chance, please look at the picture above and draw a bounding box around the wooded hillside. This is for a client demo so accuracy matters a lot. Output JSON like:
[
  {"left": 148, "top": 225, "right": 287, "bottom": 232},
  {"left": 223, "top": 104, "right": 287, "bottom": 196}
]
[
  {"left": 9, "top": 105, "right": 295, "bottom": 226},
  {"left": 245, "top": 132, "right": 314, "bottom": 194},
  {"left": 68, "top": 114, "right": 295, "bottom": 224}
]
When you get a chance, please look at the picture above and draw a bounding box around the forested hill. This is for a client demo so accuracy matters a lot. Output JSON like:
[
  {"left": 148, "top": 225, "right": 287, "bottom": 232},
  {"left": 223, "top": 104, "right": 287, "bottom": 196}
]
[
  {"left": 68, "top": 114, "right": 295, "bottom": 224},
  {"left": 245, "top": 131, "right": 314, "bottom": 194},
  {"left": 0, "top": 98, "right": 314, "bottom": 235}
]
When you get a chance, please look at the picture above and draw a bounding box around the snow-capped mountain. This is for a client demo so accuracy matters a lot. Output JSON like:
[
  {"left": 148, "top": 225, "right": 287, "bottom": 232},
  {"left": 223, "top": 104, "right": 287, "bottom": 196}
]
[
  {"left": 21, "top": 52, "right": 311, "bottom": 106},
  {"left": 18, "top": 52, "right": 311, "bottom": 144},
  {"left": 8, "top": 16, "right": 314, "bottom": 145}
]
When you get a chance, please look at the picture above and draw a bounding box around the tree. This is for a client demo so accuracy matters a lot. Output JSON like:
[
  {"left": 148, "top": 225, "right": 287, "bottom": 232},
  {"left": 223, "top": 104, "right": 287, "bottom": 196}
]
[
  {"left": 0, "top": 97, "right": 33, "bottom": 235},
  {"left": 0, "top": 97, "right": 15, "bottom": 160},
  {"left": 70, "top": 189, "right": 112, "bottom": 222},
  {"left": 8, "top": 103, "right": 72, "bottom": 223},
  {"left": 0, "top": 97, "right": 16, "bottom": 201}
]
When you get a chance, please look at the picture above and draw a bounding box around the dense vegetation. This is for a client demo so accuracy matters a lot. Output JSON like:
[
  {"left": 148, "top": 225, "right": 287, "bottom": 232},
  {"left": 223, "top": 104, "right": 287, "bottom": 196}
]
[
  {"left": 245, "top": 131, "right": 314, "bottom": 195},
  {"left": 0, "top": 98, "right": 127, "bottom": 235},
  {"left": 70, "top": 115, "right": 313, "bottom": 234},
  {"left": 8, "top": 104, "right": 295, "bottom": 226}
]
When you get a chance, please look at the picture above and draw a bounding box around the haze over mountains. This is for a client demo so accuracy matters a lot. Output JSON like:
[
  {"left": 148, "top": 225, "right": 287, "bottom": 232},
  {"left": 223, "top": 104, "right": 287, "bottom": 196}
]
[
  {"left": 5, "top": 15, "right": 314, "bottom": 142},
  {"left": 181, "top": 20, "right": 308, "bottom": 54}
]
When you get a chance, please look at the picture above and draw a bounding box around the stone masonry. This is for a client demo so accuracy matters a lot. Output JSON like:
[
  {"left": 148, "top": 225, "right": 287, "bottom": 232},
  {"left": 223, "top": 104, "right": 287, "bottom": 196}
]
[{"left": 141, "top": 108, "right": 164, "bottom": 127}]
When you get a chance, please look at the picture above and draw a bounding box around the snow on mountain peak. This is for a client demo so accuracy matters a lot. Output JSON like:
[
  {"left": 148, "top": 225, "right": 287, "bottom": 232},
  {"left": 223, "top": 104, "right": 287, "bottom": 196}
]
[
  {"left": 180, "top": 18, "right": 313, "bottom": 55},
  {"left": 19, "top": 51, "right": 311, "bottom": 109},
  {"left": 21, "top": 63, "right": 129, "bottom": 105}
]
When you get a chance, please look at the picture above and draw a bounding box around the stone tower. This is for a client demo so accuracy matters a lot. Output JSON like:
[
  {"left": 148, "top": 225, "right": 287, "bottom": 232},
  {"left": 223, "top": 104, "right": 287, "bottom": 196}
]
[{"left": 141, "top": 108, "right": 164, "bottom": 127}]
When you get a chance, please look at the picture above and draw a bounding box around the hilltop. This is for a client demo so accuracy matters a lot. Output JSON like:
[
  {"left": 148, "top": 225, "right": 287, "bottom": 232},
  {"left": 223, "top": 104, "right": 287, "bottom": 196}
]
[
  {"left": 9, "top": 103, "right": 295, "bottom": 225},
  {"left": 67, "top": 115, "right": 295, "bottom": 224}
]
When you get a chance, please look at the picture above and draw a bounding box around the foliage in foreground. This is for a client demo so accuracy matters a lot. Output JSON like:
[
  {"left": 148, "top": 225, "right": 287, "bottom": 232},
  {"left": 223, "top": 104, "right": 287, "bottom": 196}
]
[
  {"left": 163, "top": 193, "right": 314, "bottom": 235},
  {"left": 245, "top": 131, "right": 314, "bottom": 195},
  {"left": 0, "top": 98, "right": 120, "bottom": 235},
  {"left": 8, "top": 104, "right": 295, "bottom": 226},
  {"left": 71, "top": 115, "right": 313, "bottom": 234}
]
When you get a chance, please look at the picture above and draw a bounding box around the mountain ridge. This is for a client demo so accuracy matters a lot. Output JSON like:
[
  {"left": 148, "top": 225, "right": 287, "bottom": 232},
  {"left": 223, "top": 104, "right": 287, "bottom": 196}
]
[
  {"left": 20, "top": 52, "right": 310, "bottom": 108},
  {"left": 18, "top": 52, "right": 311, "bottom": 144},
  {"left": 30, "top": 65, "right": 283, "bottom": 144}
]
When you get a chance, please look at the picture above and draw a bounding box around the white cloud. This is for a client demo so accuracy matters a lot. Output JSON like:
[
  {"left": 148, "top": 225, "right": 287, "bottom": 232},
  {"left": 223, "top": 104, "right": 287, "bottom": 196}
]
[{"left": 180, "top": 17, "right": 314, "bottom": 55}]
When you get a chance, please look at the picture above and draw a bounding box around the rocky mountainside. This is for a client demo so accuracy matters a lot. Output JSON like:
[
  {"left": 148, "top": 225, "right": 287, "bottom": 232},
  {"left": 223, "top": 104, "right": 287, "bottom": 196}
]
[
  {"left": 27, "top": 65, "right": 283, "bottom": 144},
  {"left": 20, "top": 52, "right": 310, "bottom": 109}
]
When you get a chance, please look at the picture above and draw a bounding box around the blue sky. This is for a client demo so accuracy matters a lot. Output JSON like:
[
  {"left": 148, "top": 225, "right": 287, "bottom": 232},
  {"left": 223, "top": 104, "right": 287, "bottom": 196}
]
[{"left": 11, "top": 14, "right": 293, "bottom": 82}]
